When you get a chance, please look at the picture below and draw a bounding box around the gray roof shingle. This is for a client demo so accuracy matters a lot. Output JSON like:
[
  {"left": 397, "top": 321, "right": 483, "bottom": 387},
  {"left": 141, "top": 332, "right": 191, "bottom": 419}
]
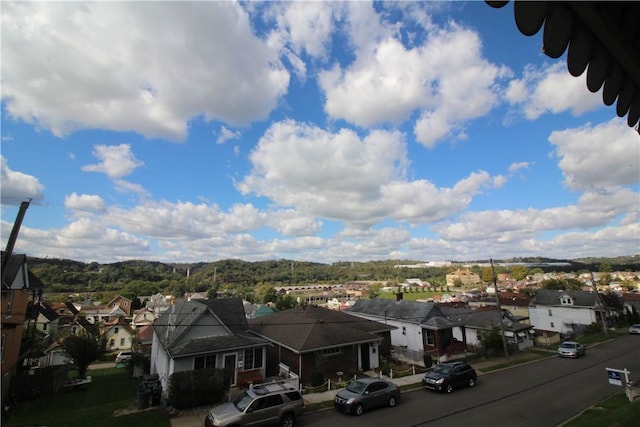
[
  {"left": 348, "top": 298, "right": 448, "bottom": 325},
  {"left": 248, "top": 305, "right": 393, "bottom": 353},
  {"left": 153, "top": 297, "right": 268, "bottom": 358},
  {"left": 532, "top": 290, "right": 601, "bottom": 307}
]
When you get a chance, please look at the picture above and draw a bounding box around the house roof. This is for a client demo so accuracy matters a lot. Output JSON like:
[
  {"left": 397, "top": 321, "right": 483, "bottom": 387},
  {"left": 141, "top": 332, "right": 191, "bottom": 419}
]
[
  {"left": 1, "top": 252, "right": 44, "bottom": 291},
  {"left": 248, "top": 305, "right": 391, "bottom": 354},
  {"left": 153, "top": 297, "right": 268, "bottom": 358},
  {"left": 499, "top": 293, "right": 531, "bottom": 307},
  {"left": 1, "top": 252, "right": 25, "bottom": 290},
  {"left": 38, "top": 302, "right": 59, "bottom": 322},
  {"left": 65, "top": 302, "right": 80, "bottom": 315},
  {"left": 169, "top": 334, "right": 267, "bottom": 358},
  {"left": 101, "top": 317, "right": 135, "bottom": 335},
  {"left": 136, "top": 324, "right": 154, "bottom": 344},
  {"left": 486, "top": 1, "right": 640, "bottom": 130},
  {"left": 59, "top": 316, "right": 99, "bottom": 337},
  {"left": 107, "top": 294, "right": 131, "bottom": 304},
  {"left": 348, "top": 298, "right": 448, "bottom": 326},
  {"left": 622, "top": 292, "right": 640, "bottom": 303},
  {"left": 532, "top": 289, "right": 601, "bottom": 307},
  {"left": 442, "top": 307, "right": 532, "bottom": 333}
]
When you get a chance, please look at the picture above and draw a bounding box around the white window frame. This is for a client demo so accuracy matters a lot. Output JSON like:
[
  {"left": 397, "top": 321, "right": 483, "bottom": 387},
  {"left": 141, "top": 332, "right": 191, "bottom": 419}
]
[
  {"left": 425, "top": 329, "right": 436, "bottom": 346},
  {"left": 194, "top": 354, "right": 217, "bottom": 370},
  {"left": 243, "top": 348, "right": 264, "bottom": 370}
]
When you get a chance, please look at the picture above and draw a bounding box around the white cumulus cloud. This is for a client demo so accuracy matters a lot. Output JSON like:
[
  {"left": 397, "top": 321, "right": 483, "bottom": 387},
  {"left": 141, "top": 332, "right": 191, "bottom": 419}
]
[{"left": 1, "top": 2, "right": 289, "bottom": 141}]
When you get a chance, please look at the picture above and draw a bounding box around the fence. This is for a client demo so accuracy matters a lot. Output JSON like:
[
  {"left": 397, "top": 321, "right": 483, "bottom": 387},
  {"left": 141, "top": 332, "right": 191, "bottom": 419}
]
[
  {"left": 383, "top": 364, "right": 431, "bottom": 379},
  {"left": 302, "top": 374, "right": 359, "bottom": 393},
  {"left": 302, "top": 364, "right": 432, "bottom": 394}
]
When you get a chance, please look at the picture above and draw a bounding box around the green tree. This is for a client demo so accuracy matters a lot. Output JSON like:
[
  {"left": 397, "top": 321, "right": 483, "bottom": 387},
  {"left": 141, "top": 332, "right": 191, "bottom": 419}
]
[
  {"left": 481, "top": 267, "right": 494, "bottom": 283},
  {"left": 275, "top": 294, "right": 297, "bottom": 310},
  {"left": 255, "top": 284, "right": 277, "bottom": 304},
  {"left": 479, "top": 327, "right": 504, "bottom": 357},
  {"left": 61, "top": 335, "right": 100, "bottom": 379},
  {"left": 510, "top": 265, "right": 528, "bottom": 281},
  {"left": 598, "top": 273, "right": 612, "bottom": 286},
  {"left": 130, "top": 296, "right": 142, "bottom": 311},
  {"left": 366, "top": 283, "right": 381, "bottom": 299},
  {"left": 598, "top": 262, "right": 612, "bottom": 273},
  {"left": 541, "top": 278, "right": 582, "bottom": 290}
]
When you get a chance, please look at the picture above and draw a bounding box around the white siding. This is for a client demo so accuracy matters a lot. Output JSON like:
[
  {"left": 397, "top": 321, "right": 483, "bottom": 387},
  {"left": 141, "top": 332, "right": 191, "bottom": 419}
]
[
  {"left": 104, "top": 327, "right": 133, "bottom": 351},
  {"left": 151, "top": 331, "right": 172, "bottom": 392},
  {"left": 347, "top": 312, "right": 423, "bottom": 354},
  {"left": 529, "top": 306, "right": 597, "bottom": 334}
]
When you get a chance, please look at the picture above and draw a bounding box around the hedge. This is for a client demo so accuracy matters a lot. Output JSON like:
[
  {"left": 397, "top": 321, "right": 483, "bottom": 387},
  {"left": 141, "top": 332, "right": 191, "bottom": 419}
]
[{"left": 167, "top": 368, "right": 231, "bottom": 409}]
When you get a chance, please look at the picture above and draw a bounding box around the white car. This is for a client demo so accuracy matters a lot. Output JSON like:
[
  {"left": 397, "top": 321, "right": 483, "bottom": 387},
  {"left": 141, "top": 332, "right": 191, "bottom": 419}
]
[
  {"left": 629, "top": 324, "right": 640, "bottom": 335},
  {"left": 557, "top": 341, "right": 586, "bottom": 358},
  {"left": 115, "top": 351, "right": 133, "bottom": 363}
]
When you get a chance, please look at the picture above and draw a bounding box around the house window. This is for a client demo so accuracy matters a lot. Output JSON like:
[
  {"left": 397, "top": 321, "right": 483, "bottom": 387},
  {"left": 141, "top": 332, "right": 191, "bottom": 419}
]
[
  {"left": 109, "top": 339, "right": 115, "bottom": 347},
  {"left": 5, "top": 292, "right": 13, "bottom": 317},
  {"left": 244, "top": 348, "right": 263, "bottom": 370},
  {"left": 321, "top": 348, "right": 341, "bottom": 357},
  {"left": 43, "top": 323, "right": 47, "bottom": 331},
  {"left": 425, "top": 329, "right": 436, "bottom": 346},
  {"left": 560, "top": 296, "right": 573, "bottom": 305},
  {"left": 548, "top": 309, "right": 553, "bottom": 317},
  {"left": 402, "top": 326, "right": 407, "bottom": 336},
  {"left": 114, "top": 327, "right": 119, "bottom": 333},
  {"left": 194, "top": 354, "right": 216, "bottom": 370},
  {"left": 550, "top": 322, "right": 555, "bottom": 328},
  {"left": 120, "top": 338, "right": 125, "bottom": 346},
  {"left": 72, "top": 326, "right": 77, "bottom": 334}
]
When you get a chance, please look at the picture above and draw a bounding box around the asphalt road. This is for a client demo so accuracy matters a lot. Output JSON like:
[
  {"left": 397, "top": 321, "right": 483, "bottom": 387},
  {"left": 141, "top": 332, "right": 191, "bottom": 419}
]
[{"left": 302, "top": 335, "right": 640, "bottom": 427}]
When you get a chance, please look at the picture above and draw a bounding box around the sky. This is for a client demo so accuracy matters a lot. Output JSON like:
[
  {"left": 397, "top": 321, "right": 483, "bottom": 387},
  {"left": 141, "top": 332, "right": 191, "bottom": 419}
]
[{"left": 1, "top": 1, "right": 639, "bottom": 265}]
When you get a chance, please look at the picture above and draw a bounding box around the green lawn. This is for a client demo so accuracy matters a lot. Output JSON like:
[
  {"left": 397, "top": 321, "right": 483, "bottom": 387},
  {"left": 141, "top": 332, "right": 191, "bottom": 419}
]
[
  {"left": 5, "top": 368, "right": 171, "bottom": 427},
  {"left": 562, "top": 391, "right": 640, "bottom": 427}
]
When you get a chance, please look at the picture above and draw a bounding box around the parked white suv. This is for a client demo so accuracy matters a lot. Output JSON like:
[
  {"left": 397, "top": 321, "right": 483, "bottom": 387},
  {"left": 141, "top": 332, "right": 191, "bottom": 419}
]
[
  {"left": 115, "top": 351, "right": 133, "bottom": 363},
  {"left": 205, "top": 381, "right": 304, "bottom": 427}
]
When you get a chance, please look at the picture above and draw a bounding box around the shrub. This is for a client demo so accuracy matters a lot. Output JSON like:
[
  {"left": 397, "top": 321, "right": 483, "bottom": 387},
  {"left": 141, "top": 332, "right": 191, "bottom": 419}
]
[
  {"left": 310, "top": 371, "right": 324, "bottom": 387},
  {"left": 127, "top": 352, "right": 150, "bottom": 376},
  {"left": 584, "top": 322, "right": 602, "bottom": 335},
  {"left": 167, "top": 368, "right": 230, "bottom": 409},
  {"left": 479, "top": 327, "right": 504, "bottom": 357}
]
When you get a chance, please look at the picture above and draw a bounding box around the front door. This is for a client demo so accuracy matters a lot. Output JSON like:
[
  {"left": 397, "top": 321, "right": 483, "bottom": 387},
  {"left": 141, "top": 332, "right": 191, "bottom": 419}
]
[
  {"left": 224, "top": 353, "right": 237, "bottom": 385},
  {"left": 360, "top": 343, "right": 370, "bottom": 371}
]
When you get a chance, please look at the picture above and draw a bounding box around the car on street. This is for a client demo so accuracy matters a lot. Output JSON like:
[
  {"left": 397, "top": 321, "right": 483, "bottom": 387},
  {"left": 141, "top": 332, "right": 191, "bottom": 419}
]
[
  {"left": 115, "top": 351, "right": 133, "bottom": 363},
  {"left": 422, "top": 361, "right": 477, "bottom": 393},
  {"left": 557, "top": 341, "right": 586, "bottom": 358},
  {"left": 629, "top": 324, "right": 640, "bottom": 334},
  {"left": 204, "top": 381, "right": 304, "bottom": 427},
  {"left": 334, "top": 377, "right": 401, "bottom": 416}
]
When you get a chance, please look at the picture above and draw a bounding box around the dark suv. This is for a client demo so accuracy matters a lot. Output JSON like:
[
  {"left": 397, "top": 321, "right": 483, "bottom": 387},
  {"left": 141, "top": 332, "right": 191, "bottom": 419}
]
[
  {"left": 204, "top": 381, "right": 304, "bottom": 427},
  {"left": 422, "top": 361, "right": 477, "bottom": 393}
]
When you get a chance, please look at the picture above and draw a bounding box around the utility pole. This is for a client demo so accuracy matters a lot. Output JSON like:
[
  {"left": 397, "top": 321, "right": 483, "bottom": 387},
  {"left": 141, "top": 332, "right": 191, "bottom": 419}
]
[{"left": 491, "top": 258, "right": 509, "bottom": 361}]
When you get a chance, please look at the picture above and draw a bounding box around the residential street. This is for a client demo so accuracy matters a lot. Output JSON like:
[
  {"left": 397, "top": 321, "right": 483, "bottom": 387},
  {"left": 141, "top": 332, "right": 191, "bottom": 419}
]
[{"left": 301, "top": 335, "right": 640, "bottom": 427}]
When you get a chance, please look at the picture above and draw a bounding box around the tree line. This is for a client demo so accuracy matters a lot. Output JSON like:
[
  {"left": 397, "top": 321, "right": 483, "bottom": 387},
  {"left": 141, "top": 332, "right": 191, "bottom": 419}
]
[{"left": 27, "top": 255, "right": 638, "bottom": 303}]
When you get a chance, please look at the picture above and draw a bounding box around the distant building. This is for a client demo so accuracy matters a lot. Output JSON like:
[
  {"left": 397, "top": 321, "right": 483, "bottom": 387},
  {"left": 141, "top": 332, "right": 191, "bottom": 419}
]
[{"left": 446, "top": 269, "right": 481, "bottom": 287}]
